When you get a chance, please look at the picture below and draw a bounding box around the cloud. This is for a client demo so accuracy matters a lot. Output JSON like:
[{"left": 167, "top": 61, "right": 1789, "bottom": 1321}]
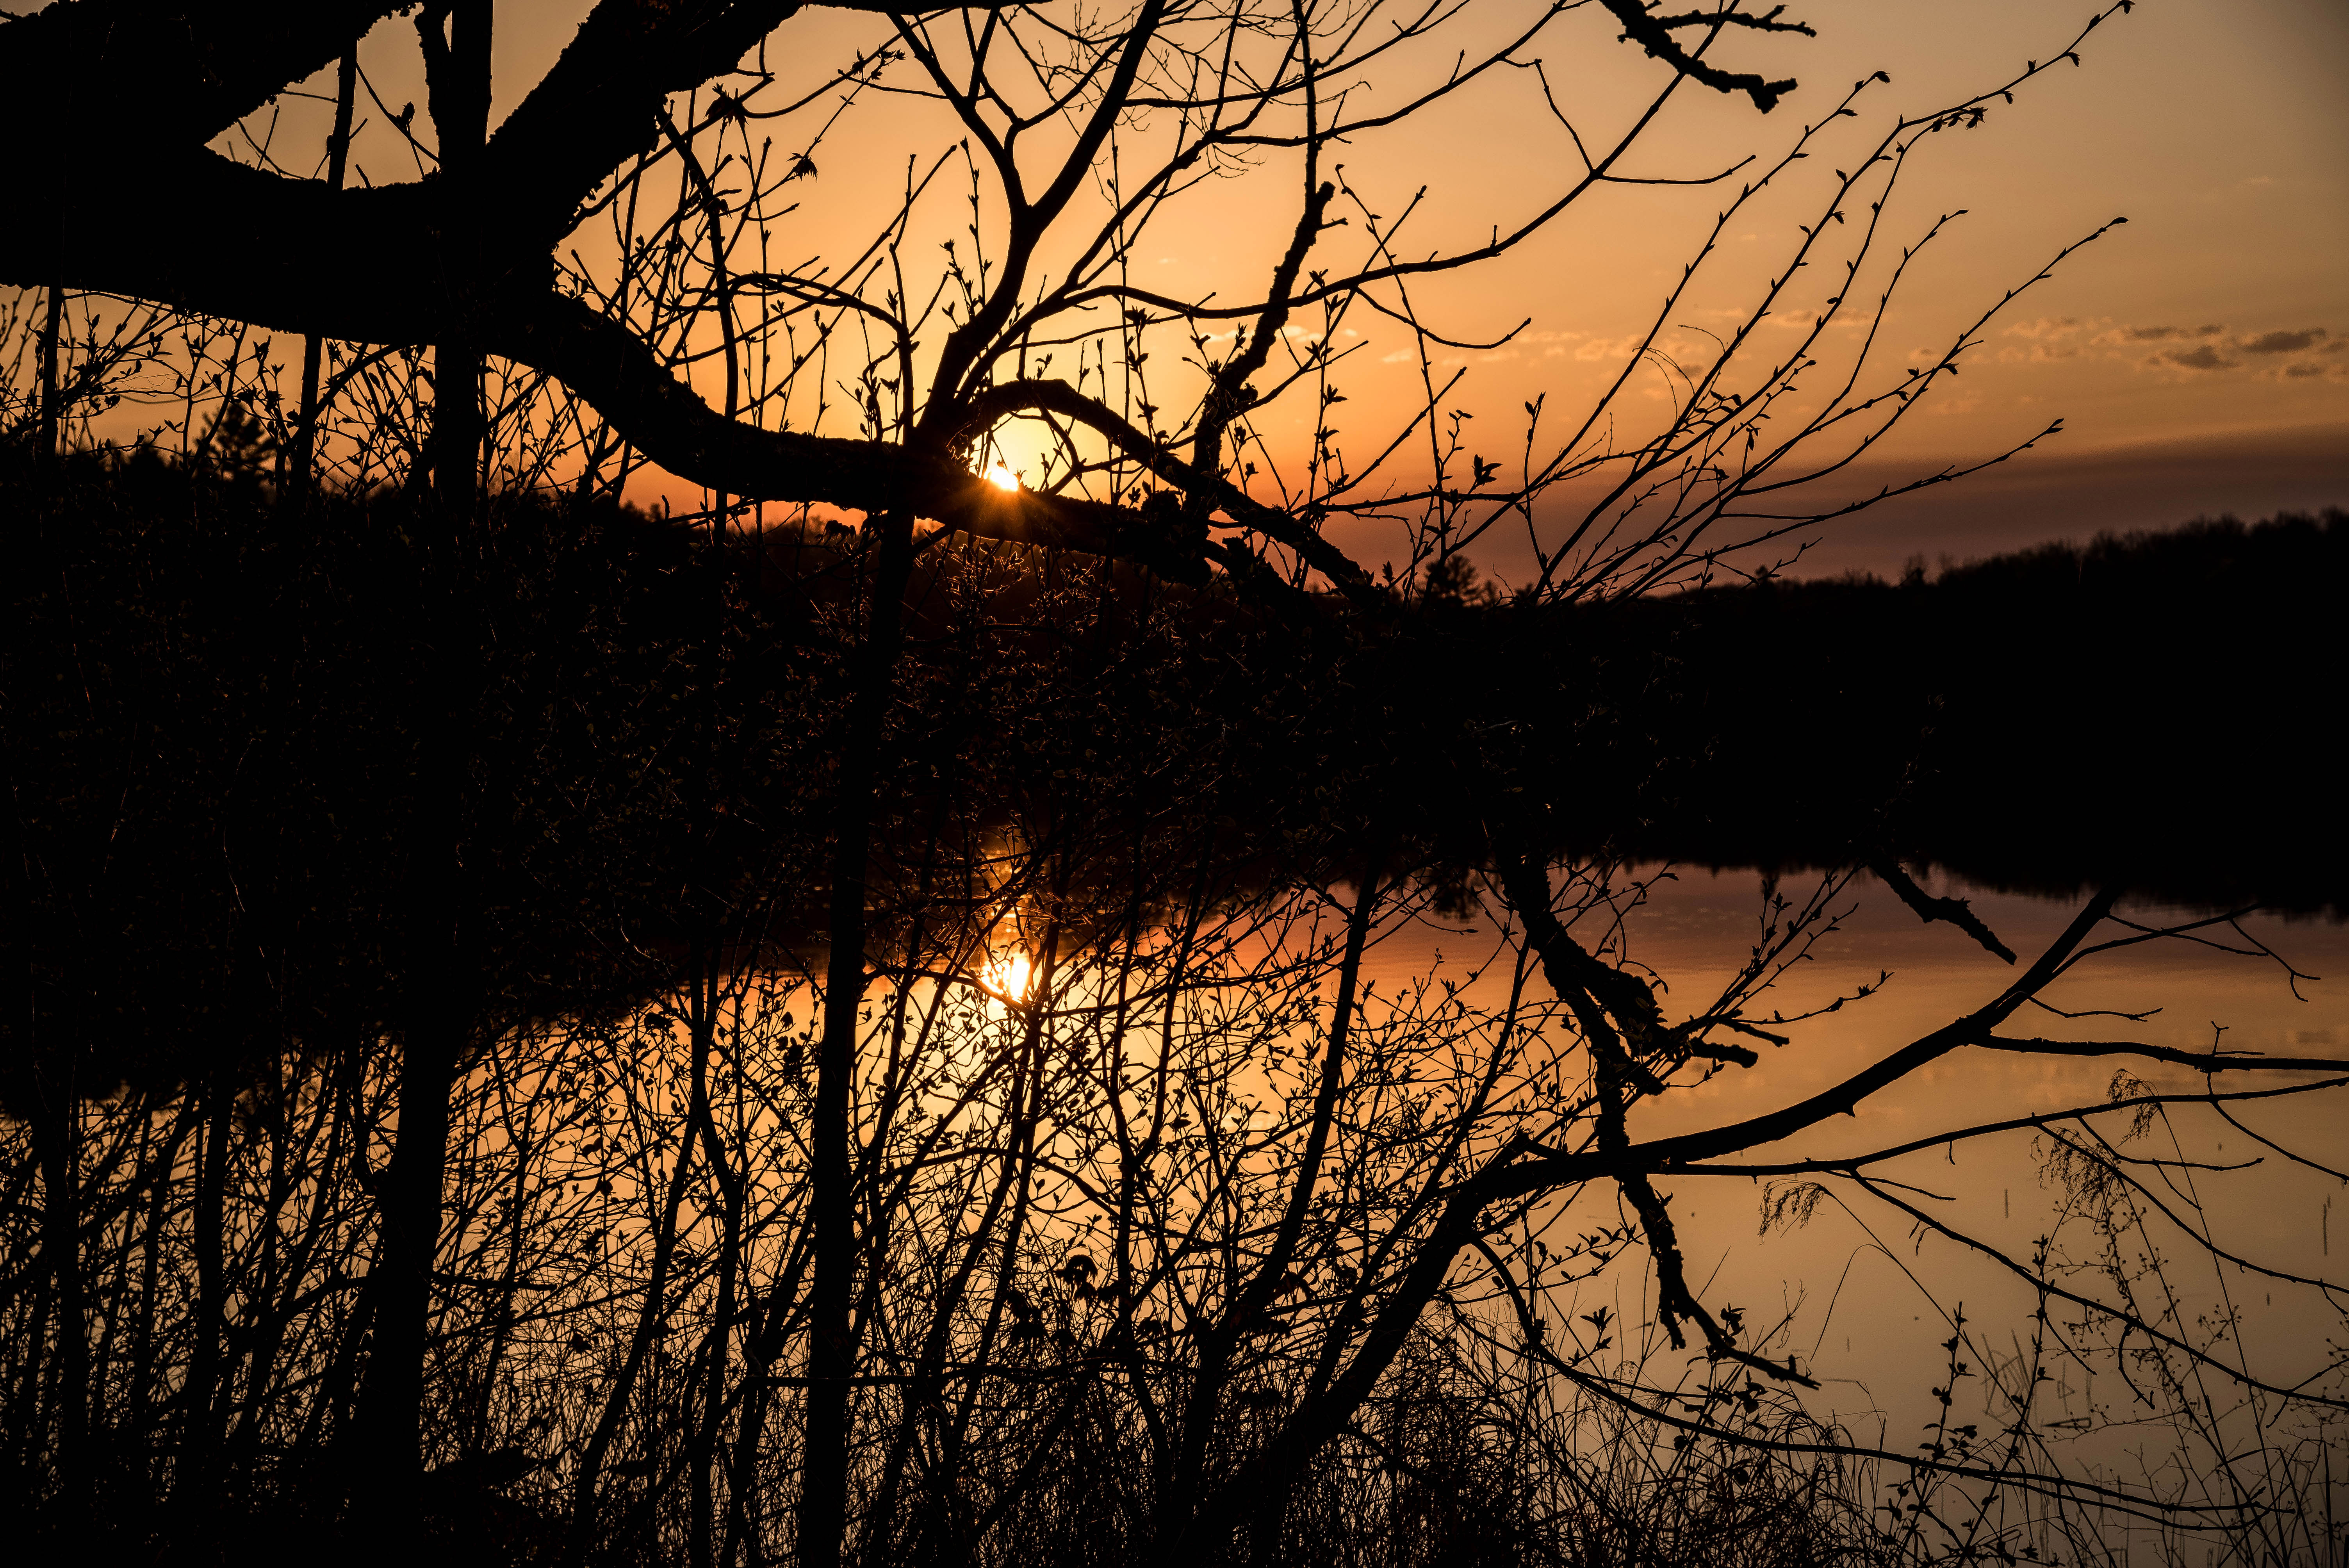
[
  {"left": 2158, "top": 344, "right": 2236, "bottom": 371},
  {"left": 2052, "top": 322, "right": 2349, "bottom": 376},
  {"left": 2001, "top": 316, "right": 2083, "bottom": 341},
  {"left": 1975, "top": 318, "right": 2345, "bottom": 380},
  {"left": 1997, "top": 317, "right": 2096, "bottom": 362},
  {"left": 1997, "top": 342, "right": 2080, "bottom": 363},
  {"left": 2240, "top": 328, "right": 2329, "bottom": 355}
]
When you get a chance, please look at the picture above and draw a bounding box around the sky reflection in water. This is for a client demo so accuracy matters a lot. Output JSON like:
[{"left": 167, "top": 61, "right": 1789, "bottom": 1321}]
[{"left": 1362, "top": 866, "right": 2348, "bottom": 1497}]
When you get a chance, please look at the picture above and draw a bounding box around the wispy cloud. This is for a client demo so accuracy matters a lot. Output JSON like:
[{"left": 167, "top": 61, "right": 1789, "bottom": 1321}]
[
  {"left": 2240, "top": 328, "right": 2329, "bottom": 355},
  {"left": 2001, "top": 316, "right": 2081, "bottom": 340},
  {"left": 1995, "top": 317, "right": 2090, "bottom": 362},
  {"left": 2157, "top": 344, "right": 2235, "bottom": 371},
  {"left": 1997, "top": 319, "right": 2349, "bottom": 380}
]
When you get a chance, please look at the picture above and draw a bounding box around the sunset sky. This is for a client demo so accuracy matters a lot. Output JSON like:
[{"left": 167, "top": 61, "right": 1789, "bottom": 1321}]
[{"left": 243, "top": 0, "right": 2346, "bottom": 577}]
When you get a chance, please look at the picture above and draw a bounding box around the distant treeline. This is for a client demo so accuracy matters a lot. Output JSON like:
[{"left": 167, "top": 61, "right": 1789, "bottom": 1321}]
[{"left": 1519, "top": 510, "right": 2349, "bottom": 912}]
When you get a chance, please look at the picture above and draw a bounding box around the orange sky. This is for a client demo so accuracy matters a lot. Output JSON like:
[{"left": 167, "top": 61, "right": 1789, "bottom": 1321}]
[{"left": 227, "top": 0, "right": 2347, "bottom": 576}]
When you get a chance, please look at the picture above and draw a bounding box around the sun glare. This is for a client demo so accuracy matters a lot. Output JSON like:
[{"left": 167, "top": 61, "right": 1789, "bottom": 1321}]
[
  {"left": 980, "top": 950, "right": 1035, "bottom": 1003},
  {"left": 984, "top": 461, "right": 1020, "bottom": 492}
]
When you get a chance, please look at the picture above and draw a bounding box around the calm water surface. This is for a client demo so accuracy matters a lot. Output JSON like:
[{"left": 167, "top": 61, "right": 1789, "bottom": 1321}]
[{"left": 1364, "top": 866, "right": 2349, "bottom": 1504}]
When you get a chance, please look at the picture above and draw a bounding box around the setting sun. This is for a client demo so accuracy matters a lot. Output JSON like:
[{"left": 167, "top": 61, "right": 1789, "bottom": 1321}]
[
  {"left": 984, "top": 462, "right": 1019, "bottom": 493},
  {"left": 980, "top": 949, "right": 1034, "bottom": 1002}
]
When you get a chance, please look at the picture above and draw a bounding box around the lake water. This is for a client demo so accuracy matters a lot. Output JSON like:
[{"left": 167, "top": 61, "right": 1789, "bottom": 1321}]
[{"left": 1359, "top": 864, "right": 2349, "bottom": 1536}]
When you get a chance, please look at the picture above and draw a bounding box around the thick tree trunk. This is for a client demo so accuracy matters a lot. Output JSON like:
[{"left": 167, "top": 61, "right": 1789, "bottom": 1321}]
[
  {"left": 360, "top": 970, "right": 465, "bottom": 1507},
  {"left": 354, "top": 5, "right": 494, "bottom": 1528},
  {"left": 362, "top": 517, "right": 481, "bottom": 1512},
  {"left": 799, "top": 508, "right": 916, "bottom": 1568}
]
